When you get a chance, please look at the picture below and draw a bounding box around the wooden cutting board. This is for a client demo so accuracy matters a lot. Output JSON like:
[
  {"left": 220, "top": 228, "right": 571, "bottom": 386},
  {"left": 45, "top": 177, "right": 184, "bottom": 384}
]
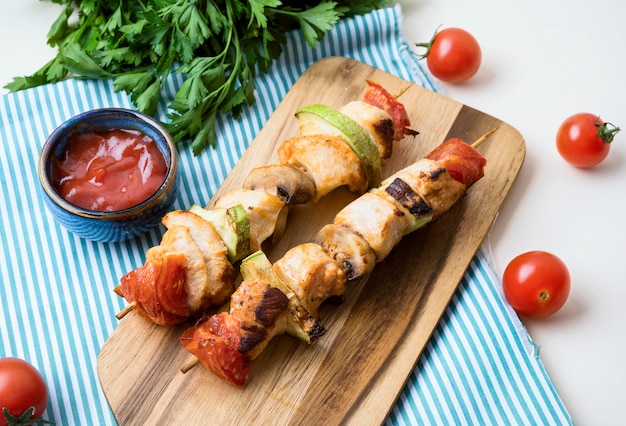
[{"left": 98, "top": 56, "right": 525, "bottom": 425}]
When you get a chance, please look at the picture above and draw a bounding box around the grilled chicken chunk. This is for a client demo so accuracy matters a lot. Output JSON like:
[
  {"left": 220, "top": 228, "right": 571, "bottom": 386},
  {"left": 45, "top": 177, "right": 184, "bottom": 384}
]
[
  {"left": 240, "top": 251, "right": 327, "bottom": 344},
  {"left": 161, "top": 210, "right": 236, "bottom": 307},
  {"left": 230, "top": 279, "right": 289, "bottom": 359},
  {"left": 381, "top": 159, "right": 466, "bottom": 218},
  {"left": 278, "top": 134, "right": 367, "bottom": 201},
  {"left": 312, "top": 223, "right": 376, "bottom": 280},
  {"left": 334, "top": 192, "right": 407, "bottom": 262},
  {"left": 145, "top": 226, "right": 212, "bottom": 314},
  {"left": 374, "top": 179, "right": 434, "bottom": 235},
  {"left": 273, "top": 243, "right": 347, "bottom": 320},
  {"left": 214, "top": 188, "right": 286, "bottom": 252},
  {"left": 339, "top": 101, "right": 395, "bottom": 161}
]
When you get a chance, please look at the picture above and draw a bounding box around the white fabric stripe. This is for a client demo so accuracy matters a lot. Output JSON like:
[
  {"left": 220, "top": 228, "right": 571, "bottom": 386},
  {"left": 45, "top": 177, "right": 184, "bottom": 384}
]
[
  {"left": 472, "top": 255, "right": 572, "bottom": 424},
  {"left": 390, "top": 249, "right": 572, "bottom": 425},
  {"left": 459, "top": 277, "right": 529, "bottom": 424},
  {"left": 4, "top": 86, "right": 65, "bottom": 426},
  {"left": 469, "top": 257, "right": 556, "bottom": 424},
  {"left": 435, "top": 302, "right": 497, "bottom": 423},
  {"left": 456, "top": 268, "right": 521, "bottom": 421},
  {"left": 465, "top": 263, "right": 544, "bottom": 423},
  {"left": 36, "top": 84, "right": 93, "bottom": 425},
  {"left": 461, "top": 276, "right": 529, "bottom": 423},
  {"left": 433, "top": 329, "right": 479, "bottom": 425}
]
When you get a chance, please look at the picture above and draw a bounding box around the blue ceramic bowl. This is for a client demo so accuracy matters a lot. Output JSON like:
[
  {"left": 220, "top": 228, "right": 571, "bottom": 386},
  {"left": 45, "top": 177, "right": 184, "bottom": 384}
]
[{"left": 38, "top": 108, "right": 179, "bottom": 243}]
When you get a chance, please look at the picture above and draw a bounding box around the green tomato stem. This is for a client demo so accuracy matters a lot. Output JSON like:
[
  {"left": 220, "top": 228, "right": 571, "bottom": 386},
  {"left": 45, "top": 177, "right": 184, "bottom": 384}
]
[
  {"left": 413, "top": 24, "right": 443, "bottom": 60},
  {"left": 595, "top": 117, "right": 620, "bottom": 144}
]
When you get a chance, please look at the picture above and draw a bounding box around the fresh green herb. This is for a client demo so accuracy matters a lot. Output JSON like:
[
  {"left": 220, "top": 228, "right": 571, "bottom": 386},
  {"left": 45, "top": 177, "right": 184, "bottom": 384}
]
[{"left": 6, "top": 0, "right": 391, "bottom": 155}]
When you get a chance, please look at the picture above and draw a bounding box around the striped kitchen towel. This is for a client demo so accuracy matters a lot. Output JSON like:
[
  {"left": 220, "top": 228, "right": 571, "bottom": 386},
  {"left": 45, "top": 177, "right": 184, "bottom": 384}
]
[{"left": 0, "top": 4, "right": 571, "bottom": 425}]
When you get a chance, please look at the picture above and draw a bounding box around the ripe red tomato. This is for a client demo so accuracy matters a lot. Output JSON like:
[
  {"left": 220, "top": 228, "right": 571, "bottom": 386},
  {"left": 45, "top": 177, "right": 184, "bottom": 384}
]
[
  {"left": 502, "top": 251, "right": 571, "bottom": 318},
  {"left": 556, "top": 113, "right": 620, "bottom": 167},
  {"left": 0, "top": 357, "right": 49, "bottom": 426},
  {"left": 416, "top": 27, "right": 482, "bottom": 83}
]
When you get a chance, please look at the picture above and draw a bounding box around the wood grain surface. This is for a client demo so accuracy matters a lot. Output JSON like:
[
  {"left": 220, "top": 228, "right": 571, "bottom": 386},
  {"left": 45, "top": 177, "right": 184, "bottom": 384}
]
[{"left": 97, "top": 57, "right": 525, "bottom": 425}]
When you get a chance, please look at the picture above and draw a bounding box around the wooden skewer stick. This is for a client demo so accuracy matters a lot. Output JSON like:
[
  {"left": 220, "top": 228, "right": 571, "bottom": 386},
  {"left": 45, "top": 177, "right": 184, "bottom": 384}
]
[
  {"left": 366, "top": 79, "right": 411, "bottom": 100},
  {"left": 471, "top": 127, "right": 499, "bottom": 148},
  {"left": 115, "top": 302, "right": 136, "bottom": 320},
  {"left": 393, "top": 83, "right": 413, "bottom": 99},
  {"left": 181, "top": 356, "right": 200, "bottom": 374}
]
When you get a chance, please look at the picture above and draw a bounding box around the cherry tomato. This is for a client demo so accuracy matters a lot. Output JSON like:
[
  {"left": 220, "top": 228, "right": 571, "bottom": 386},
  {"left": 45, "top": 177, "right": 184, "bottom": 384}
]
[
  {"left": 502, "top": 251, "right": 571, "bottom": 318},
  {"left": 0, "top": 357, "right": 49, "bottom": 426},
  {"left": 416, "top": 27, "right": 482, "bottom": 83},
  {"left": 556, "top": 112, "right": 620, "bottom": 167}
]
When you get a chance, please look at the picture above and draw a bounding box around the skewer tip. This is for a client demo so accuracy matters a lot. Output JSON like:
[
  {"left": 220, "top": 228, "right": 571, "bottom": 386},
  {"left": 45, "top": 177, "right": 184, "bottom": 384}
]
[
  {"left": 115, "top": 302, "right": 136, "bottom": 320},
  {"left": 393, "top": 83, "right": 413, "bottom": 99},
  {"left": 181, "top": 356, "right": 200, "bottom": 374},
  {"left": 471, "top": 127, "right": 499, "bottom": 148}
]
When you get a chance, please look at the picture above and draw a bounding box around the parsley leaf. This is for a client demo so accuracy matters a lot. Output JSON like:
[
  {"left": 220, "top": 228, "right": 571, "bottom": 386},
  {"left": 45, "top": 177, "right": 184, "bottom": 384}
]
[{"left": 5, "top": 0, "right": 392, "bottom": 154}]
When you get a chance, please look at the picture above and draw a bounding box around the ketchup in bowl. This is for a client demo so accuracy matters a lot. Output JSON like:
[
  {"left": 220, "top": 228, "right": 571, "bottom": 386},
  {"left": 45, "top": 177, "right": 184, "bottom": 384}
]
[
  {"left": 51, "top": 129, "right": 168, "bottom": 212},
  {"left": 39, "top": 108, "right": 178, "bottom": 242}
]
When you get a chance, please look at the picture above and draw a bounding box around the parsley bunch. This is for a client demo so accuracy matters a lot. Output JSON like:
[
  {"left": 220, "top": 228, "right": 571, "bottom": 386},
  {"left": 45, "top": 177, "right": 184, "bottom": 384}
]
[{"left": 6, "top": 0, "right": 391, "bottom": 154}]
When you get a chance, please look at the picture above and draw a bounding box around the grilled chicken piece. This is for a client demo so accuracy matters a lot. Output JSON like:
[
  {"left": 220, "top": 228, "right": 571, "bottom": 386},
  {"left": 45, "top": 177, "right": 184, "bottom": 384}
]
[
  {"left": 230, "top": 279, "right": 289, "bottom": 359},
  {"left": 312, "top": 223, "right": 376, "bottom": 280},
  {"left": 334, "top": 192, "right": 407, "bottom": 262},
  {"left": 242, "top": 164, "right": 316, "bottom": 205},
  {"left": 273, "top": 243, "right": 347, "bottom": 320},
  {"left": 240, "top": 251, "right": 326, "bottom": 344},
  {"left": 339, "top": 101, "right": 395, "bottom": 161},
  {"left": 214, "top": 188, "right": 286, "bottom": 252},
  {"left": 381, "top": 159, "right": 466, "bottom": 218},
  {"left": 374, "top": 179, "right": 434, "bottom": 235},
  {"left": 278, "top": 134, "right": 367, "bottom": 201},
  {"left": 161, "top": 210, "right": 236, "bottom": 307},
  {"left": 145, "top": 226, "right": 211, "bottom": 314}
]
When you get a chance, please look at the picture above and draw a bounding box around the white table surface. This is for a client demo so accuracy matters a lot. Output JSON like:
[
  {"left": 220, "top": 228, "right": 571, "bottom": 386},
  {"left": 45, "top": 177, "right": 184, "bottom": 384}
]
[{"left": 1, "top": 1, "right": 624, "bottom": 424}]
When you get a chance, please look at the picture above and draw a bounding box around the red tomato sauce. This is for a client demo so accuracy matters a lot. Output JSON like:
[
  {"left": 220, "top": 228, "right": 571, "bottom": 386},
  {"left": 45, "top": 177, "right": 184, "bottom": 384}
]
[{"left": 52, "top": 129, "right": 167, "bottom": 212}]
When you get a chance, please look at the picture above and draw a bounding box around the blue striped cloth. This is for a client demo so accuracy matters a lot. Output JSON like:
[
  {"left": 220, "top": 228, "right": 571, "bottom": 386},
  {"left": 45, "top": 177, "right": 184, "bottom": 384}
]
[{"left": 0, "top": 5, "right": 571, "bottom": 425}]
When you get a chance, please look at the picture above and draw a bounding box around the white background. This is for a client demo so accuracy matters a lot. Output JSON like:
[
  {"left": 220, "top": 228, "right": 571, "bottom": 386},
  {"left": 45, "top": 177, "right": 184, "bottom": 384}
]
[{"left": 1, "top": 1, "right": 624, "bottom": 424}]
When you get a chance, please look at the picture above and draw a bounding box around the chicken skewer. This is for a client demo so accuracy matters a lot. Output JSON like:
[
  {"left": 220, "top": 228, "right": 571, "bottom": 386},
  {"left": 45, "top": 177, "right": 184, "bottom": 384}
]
[
  {"left": 114, "top": 81, "right": 418, "bottom": 325},
  {"left": 179, "top": 130, "right": 492, "bottom": 386}
]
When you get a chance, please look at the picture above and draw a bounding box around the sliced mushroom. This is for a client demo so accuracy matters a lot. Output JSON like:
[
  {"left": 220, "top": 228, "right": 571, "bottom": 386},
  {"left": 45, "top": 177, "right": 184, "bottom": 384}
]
[
  {"left": 312, "top": 223, "right": 376, "bottom": 280},
  {"left": 242, "top": 164, "right": 316, "bottom": 205}
]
